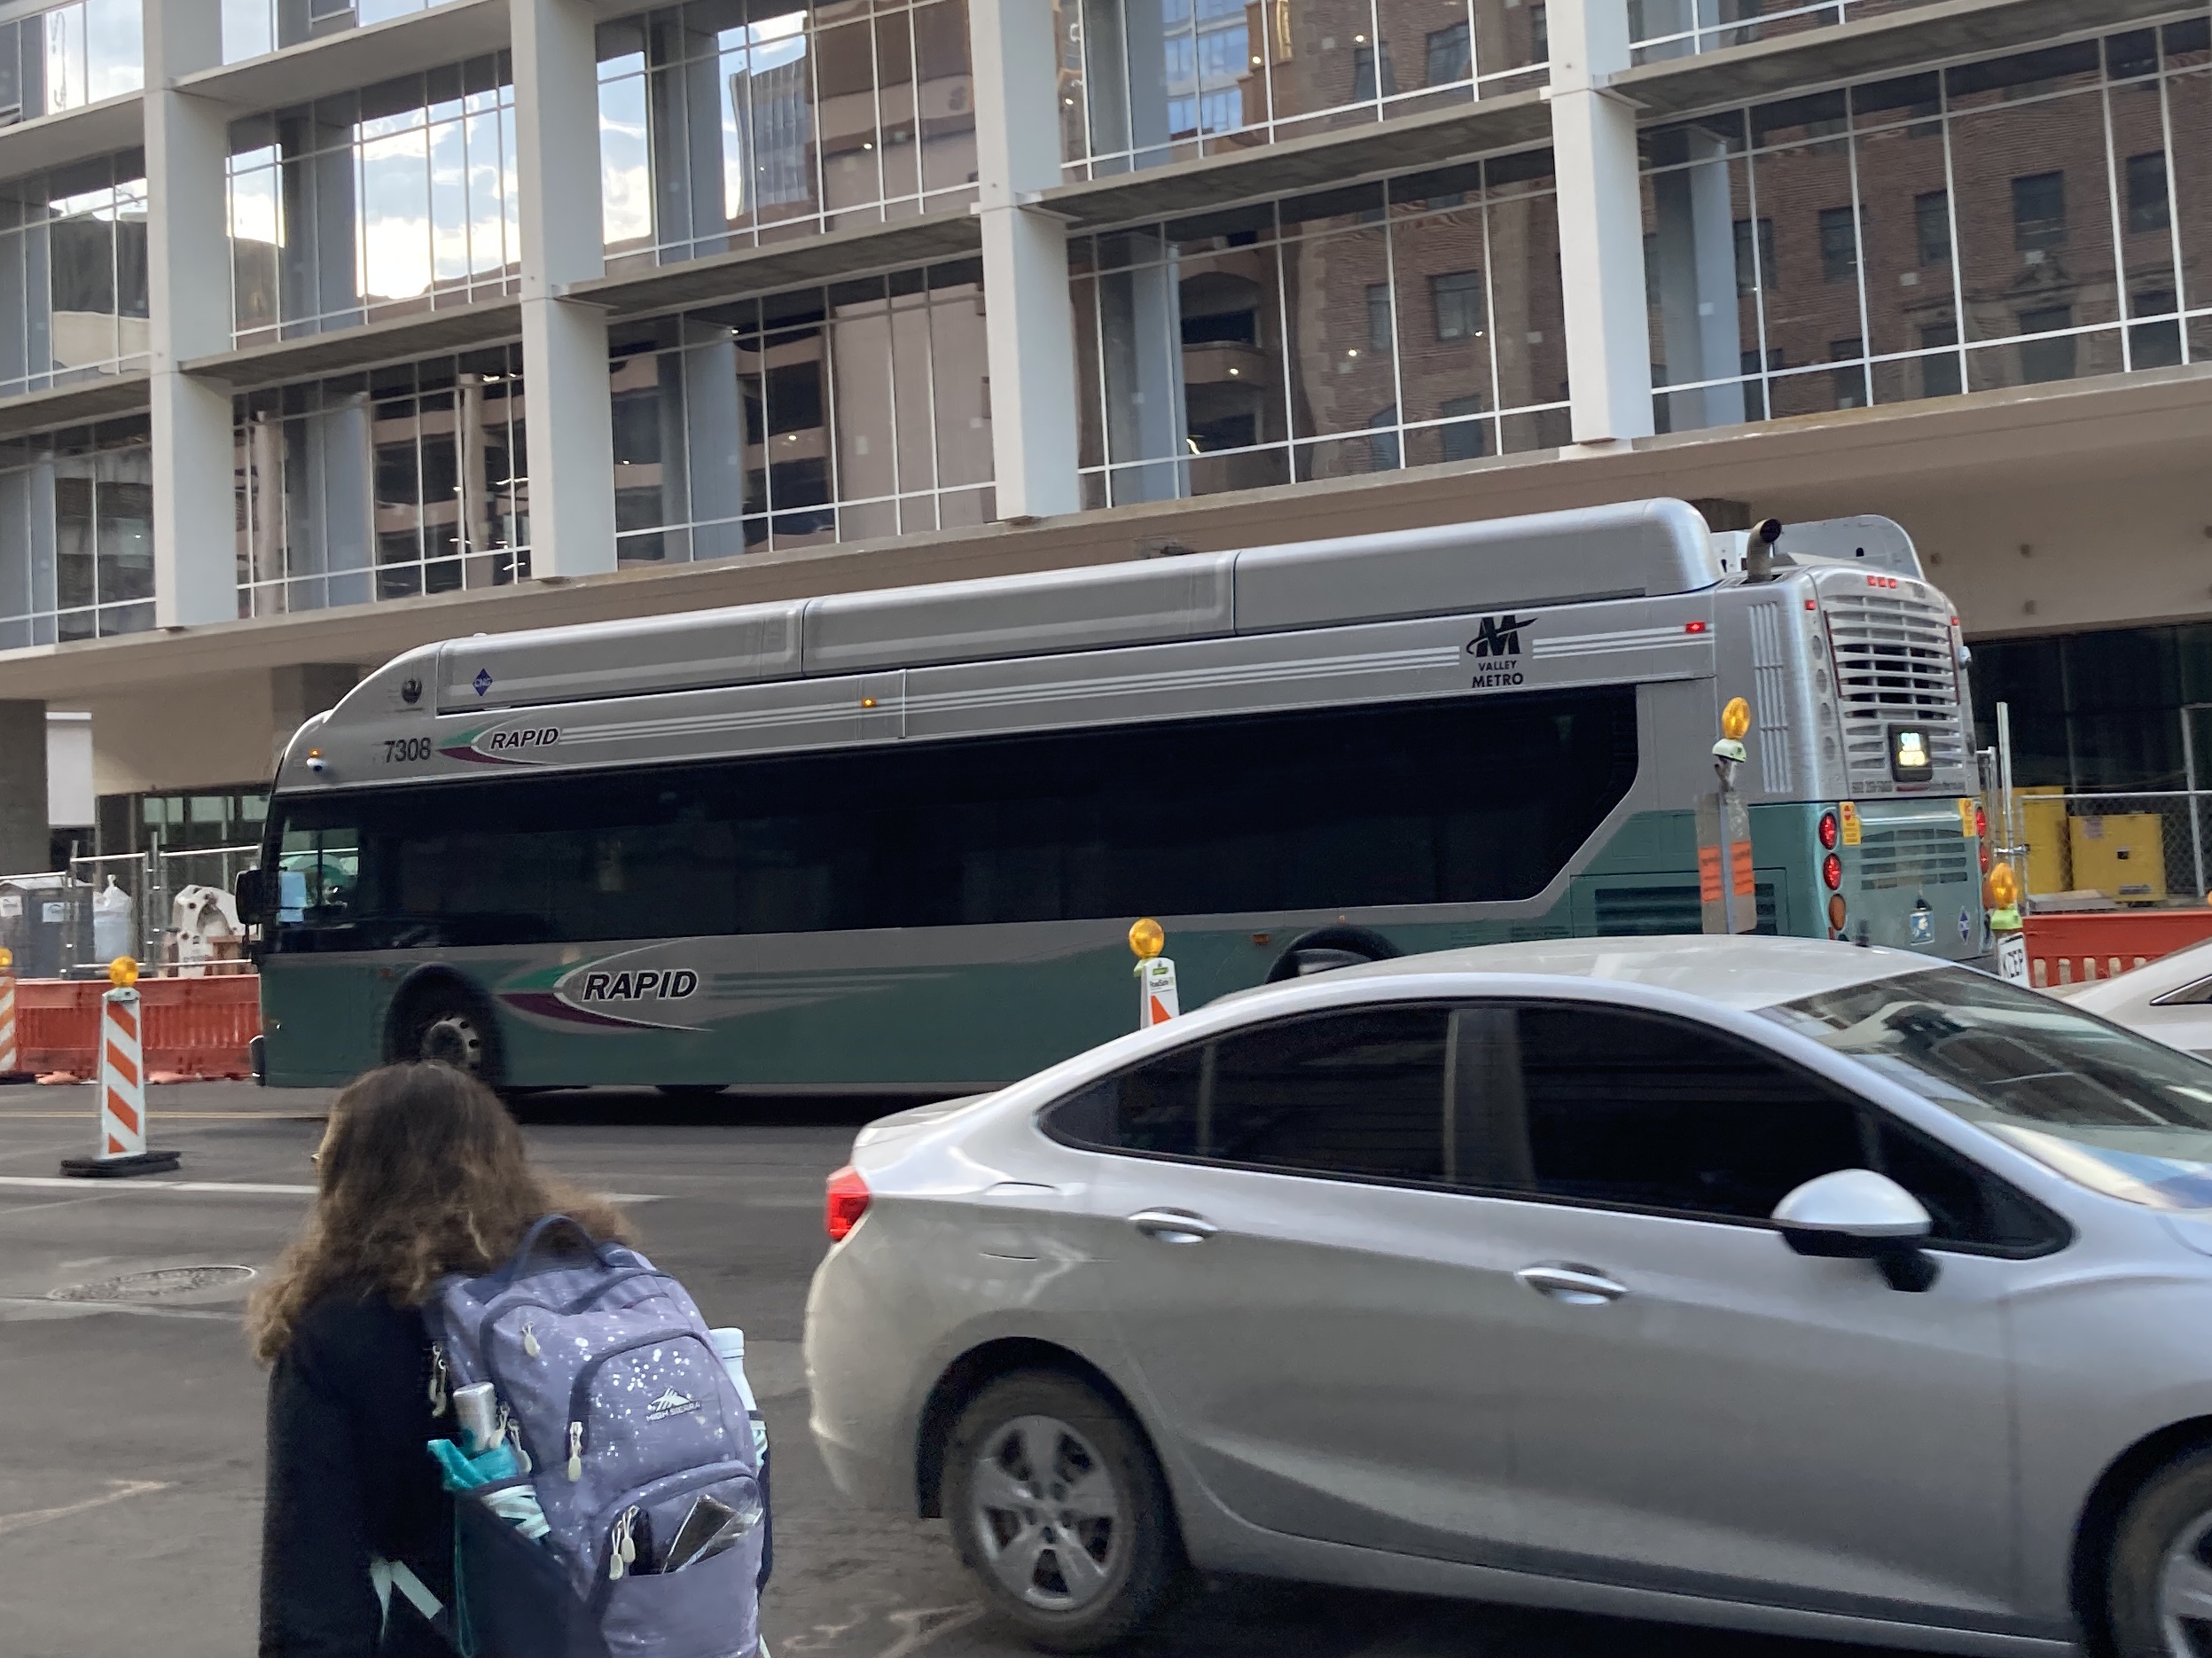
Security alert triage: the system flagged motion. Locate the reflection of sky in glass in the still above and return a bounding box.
[83,0,137,102]
[226,66,516,335]
[602,9,831,251]
[222,0,451,65]
[598,58,650,251]
[229,148,282,246]
[360,127,431,301]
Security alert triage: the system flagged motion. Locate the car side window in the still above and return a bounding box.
[1485,1002,2063,1249]
[1043,1005,1451,1185]
[1866,1115,2067,1254]
[1512,1005,1864,1222]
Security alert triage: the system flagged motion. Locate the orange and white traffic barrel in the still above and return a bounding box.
[0,945,26,1083]
[59,958,179,1178]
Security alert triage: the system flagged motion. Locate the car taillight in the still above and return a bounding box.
[1817,810,1839,851]
[1822,852,1843,891]
[825,1165,871,1242]
[1974,805,1987,840]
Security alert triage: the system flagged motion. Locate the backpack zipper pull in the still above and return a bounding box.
[521,1318,540,1359]
[566,1421,583,1482]
[608,1507,638,1580]
[427,1344,449,1416]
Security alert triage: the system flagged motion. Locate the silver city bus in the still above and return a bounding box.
[240,497,1986,1091]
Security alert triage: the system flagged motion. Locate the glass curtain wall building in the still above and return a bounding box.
[1643,22,2212,432]
[227,57,520,344]
[606,258,991,563]
[598,0,977,270]
[11,0,2212,829]
[1058,0,1548,178]
[1073,153,1567,504]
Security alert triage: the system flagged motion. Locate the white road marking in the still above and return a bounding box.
[0,1175,662,1201]
[0,1480,168,1537]
[0,1296,243,1322]
[874,1606,986,1658]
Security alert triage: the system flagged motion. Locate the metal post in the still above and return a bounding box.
[2186,705,2208,904]
[1996,701,2020,872]
[1716,768,1738,935]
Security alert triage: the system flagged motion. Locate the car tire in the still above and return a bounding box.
[395,980,504,1086]
[943,1371,1181,1652]
[2106,1445,2212,1657]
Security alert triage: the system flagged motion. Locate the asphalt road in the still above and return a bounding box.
[0,1083,1922,1658]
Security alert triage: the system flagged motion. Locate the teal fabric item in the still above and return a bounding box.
[426,1436,554,1657]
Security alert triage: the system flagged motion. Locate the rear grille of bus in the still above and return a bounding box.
[1822,589,1964,793]
[1856,824,1975,891]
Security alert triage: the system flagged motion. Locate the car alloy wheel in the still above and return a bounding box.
[2160,1510,2212,1655]
[969,1412,1125,1612]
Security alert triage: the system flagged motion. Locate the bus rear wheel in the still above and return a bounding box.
[1262,925,1400,983]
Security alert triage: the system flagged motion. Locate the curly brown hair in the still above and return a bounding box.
[247,1063,634,1365]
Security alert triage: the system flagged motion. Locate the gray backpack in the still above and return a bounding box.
[424,1216,764,1658]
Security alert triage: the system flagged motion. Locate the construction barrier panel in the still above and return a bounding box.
[2025,910,2212,990]
[16,973,257,1079]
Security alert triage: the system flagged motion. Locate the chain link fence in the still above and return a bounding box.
[0,842,258,978]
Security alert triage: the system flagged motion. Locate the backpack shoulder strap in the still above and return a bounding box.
[371,1554,448,1636]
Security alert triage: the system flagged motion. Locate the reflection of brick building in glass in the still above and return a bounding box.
[1648,29,2212,432]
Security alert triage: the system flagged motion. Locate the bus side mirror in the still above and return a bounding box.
[233,867,264,919]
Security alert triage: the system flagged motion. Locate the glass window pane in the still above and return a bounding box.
[1517,1005,1863,1221]
[1202,1007,1450,1181]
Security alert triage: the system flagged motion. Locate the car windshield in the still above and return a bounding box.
[1762,967,2212,1210]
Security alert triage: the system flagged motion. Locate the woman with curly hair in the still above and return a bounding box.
[249,1063,630,1658]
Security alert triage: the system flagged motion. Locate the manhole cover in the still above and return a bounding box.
[49,1265,256,1303]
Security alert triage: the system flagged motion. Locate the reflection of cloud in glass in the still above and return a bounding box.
[599,66,652,248]
[85,0,140,101]
[361,129,433,301]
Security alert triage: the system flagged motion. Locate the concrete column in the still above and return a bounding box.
[145,0,238,628]
[515,0,618,578]
[971,0,1082,520]
[0,700,50,875]
[1548,0,1653,446]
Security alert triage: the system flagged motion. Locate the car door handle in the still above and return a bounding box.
[1129,1208,1219,1244]
[1514,1263,1627,1304]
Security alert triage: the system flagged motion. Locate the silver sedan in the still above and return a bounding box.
[805,935,2212,1655]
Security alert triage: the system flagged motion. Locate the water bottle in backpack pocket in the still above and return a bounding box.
[425,1215,766,1658]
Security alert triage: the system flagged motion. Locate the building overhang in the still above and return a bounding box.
[6,364,2208,705]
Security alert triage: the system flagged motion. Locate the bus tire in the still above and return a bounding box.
[1262,925,1400,983]
[391,975,505,1086]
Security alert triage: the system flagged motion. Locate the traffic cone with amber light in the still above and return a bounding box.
[1130,918,1180,1029]
[0,946,27,1083]
[1987,863,2028,987]
[59,957,180,1178]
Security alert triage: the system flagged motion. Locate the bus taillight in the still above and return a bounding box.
[1817,810,1840,851]
[1822,852,1843,891]
[1827,895,1847,932]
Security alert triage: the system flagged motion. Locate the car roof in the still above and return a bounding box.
[1320,934,1946,1013]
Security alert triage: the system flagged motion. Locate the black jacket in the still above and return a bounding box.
[259,1289,453,1658]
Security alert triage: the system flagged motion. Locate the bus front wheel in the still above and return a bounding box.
[395,980,504,1086]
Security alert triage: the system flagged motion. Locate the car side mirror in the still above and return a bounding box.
[1771,1169,1939,1293]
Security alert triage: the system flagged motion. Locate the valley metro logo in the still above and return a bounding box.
[1469,614,1534,658]
[646,1387,702,1422]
